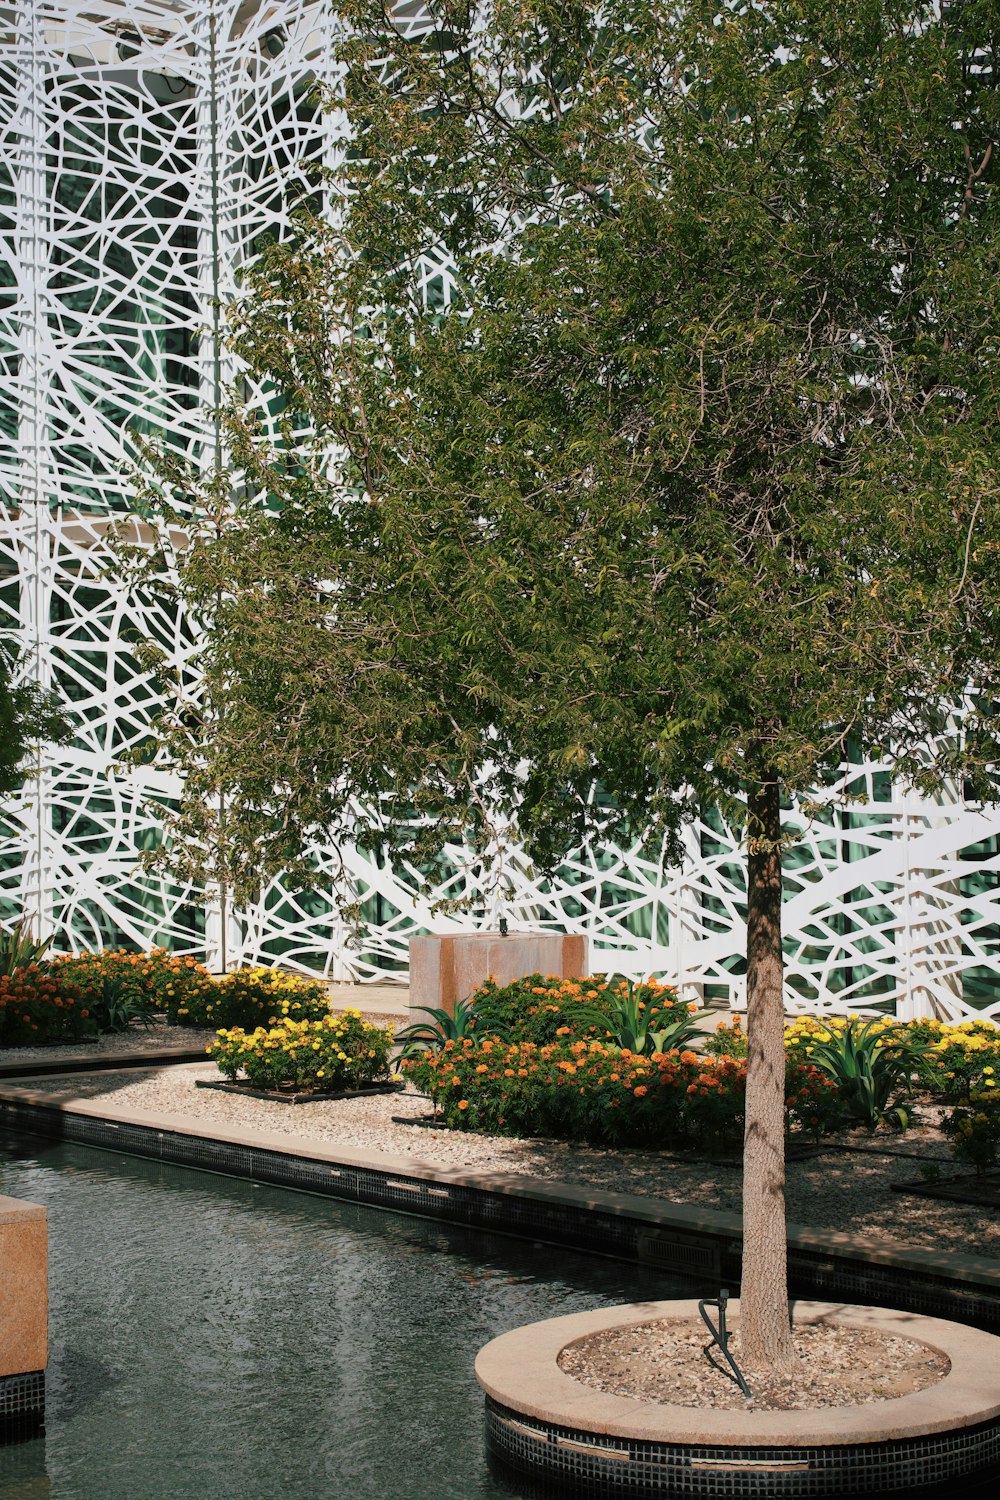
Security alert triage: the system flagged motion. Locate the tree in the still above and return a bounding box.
[0,648,68,803]
[141,1,999,1369]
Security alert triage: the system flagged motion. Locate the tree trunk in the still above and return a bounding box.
[740,774,797,1370]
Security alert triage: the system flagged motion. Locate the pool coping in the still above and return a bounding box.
[0,1046,211,1079]
[475,1299,1000,1445]
[0,1074,998,1329]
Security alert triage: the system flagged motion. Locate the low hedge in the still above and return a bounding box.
[402,1038,838,1148]
[0,965,86,1046]
[210,1010,393,1093]
[469,973,701,1047]
[164,964,332,1031]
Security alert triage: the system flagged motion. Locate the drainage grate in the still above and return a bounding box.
[637,1232,721,1276]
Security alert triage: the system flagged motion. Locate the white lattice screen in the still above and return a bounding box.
[0,0,998,1018]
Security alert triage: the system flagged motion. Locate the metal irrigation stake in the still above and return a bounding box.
[698,1289,753,1399]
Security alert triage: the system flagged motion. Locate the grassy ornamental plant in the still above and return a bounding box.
[210,1009,393,1094]
[783,1015,928,1129]
[395,996,487,1060]
[0,919,54,977]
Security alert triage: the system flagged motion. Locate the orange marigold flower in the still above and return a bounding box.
[634,1085,648,1098]
[458,1100,469,1111]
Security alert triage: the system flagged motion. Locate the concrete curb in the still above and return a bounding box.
[0,1081,998,1333]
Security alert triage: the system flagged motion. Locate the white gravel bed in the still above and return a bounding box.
[7,1060,997,1262]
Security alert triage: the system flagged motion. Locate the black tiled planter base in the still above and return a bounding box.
[0,1371,44,1444]
[485,1396,1000,1498]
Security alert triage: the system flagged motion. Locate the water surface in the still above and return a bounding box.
[0,1131,700,1500]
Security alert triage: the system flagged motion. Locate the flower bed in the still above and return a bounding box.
[209,1010,394,1095]
[402,1037,836,1148]
[0,965,86,1046]
[0,948,337,1045]
[401,976,1000,1159]
[165,964,332,1032]
[469,974,699,1047]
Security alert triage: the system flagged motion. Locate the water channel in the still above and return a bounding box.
[0,1130,699,1500]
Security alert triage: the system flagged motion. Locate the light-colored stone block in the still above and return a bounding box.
[0,1196,48,1377]
[409,932,588,1017]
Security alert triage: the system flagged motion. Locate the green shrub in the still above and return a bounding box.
[0,964,86,1045]
[402,1039,837,1149]
[168,965,331,1031]
[210,1010,393,1093]
[911,1018,1000,1101]
[703,1016,749,1059]
[468,972,699,1049]
[52,948,215,1026]
[942,1094,1000,1173]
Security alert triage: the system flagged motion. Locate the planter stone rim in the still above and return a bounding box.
[475,1297,1000,1447]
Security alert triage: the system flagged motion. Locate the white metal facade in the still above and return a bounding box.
[1,0,998,1017]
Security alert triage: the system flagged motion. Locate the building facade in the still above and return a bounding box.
[1,0,998,1018]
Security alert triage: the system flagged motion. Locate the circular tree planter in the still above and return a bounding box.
[476,1300,1000,1497]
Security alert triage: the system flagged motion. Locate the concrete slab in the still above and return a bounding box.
[409,932,587,1016]
[0,1196,47,1378]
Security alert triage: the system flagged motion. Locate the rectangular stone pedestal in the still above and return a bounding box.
[0,1196,47,1441]
[409,932,588,1017]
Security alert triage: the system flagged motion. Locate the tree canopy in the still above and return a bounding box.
[0,649,68,803]
[139,0,999,1366]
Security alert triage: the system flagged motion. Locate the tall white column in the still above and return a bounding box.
[12,0,56,939]
[898,777,965,1021]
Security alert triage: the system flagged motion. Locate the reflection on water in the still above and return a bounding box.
[0,1131,697,1500]
[4,1132,995,1500]
[0,1441,49,1500]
